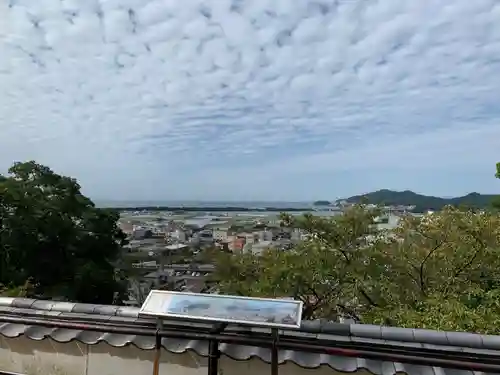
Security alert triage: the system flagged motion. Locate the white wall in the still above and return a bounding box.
[0,335,359,375]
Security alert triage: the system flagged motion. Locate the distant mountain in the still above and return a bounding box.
[343,189,497,212]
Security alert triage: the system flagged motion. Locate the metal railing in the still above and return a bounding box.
[1,315,500,374]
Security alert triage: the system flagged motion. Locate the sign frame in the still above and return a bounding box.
[139,290,303,329]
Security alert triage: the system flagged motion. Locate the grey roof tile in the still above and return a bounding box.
[165,338,202,354]
[319,321,351,335]
[57,312,111,322]
[413,329,449,346]
[299,320,321,332]
[301,320,351,335]
[381,326,415,342]
[317,333,351,344]
[134,317,157,326]
[350,323,382,339]
[107,316,145,325]
[11,307,39,316]
[93,305,119,316]
[0,323,27,338]
[71,303,98,314]
[382,340,424,349]
[460,347,497,356]
[0,297,499,375]
[0,297,14,307]
[445,332,483,348]
[421,343,457,351]
[23,325,55,340]
[50,302,77,312]
[283,330,318,340]
[32,310,62,318]
[0,306,15,314]
[52,328,89,343]
[480,334,500,350]
[397,364,436,375]
[116,306,140,318]
[31,300,57,311]
[380,361,398,375]
[11,298,36,309]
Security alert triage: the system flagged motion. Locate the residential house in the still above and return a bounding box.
[258,229,273,241]
[291,228,304,241]
[246,240,273,254]
[375,213,402,230]
[238,232,258,244]
[131,228,153,240]
[212,226,232,241]
[169,228,187,242]
[230,237,246,252]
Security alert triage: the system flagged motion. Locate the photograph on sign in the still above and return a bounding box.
[140,290,303,328]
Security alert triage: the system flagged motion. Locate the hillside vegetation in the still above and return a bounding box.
[344,189,495,212]
[212,164,500,333]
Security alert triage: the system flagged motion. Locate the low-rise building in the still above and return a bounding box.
[238,232,258,244]
[212,226,232,241]
[230,237,246,252]
[169,228,187,242]
[258,229,273,241]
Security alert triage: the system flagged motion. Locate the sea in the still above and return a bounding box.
[94,200,316,209]
[94,200,341,217]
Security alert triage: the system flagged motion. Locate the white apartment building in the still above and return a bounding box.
[248,241,273,254]
[213,227,231,241]
[291,228,303,241]
[239,232,258,244]
[170,229,187,242]
[258,230,273,241]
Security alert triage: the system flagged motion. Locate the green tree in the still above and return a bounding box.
[0,161,127,304]
[365,207,500,332]
[213,204,500,333]
[493,162,500,210]
[213,205,383,320]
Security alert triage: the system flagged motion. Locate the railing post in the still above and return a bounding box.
[208,338,219,375]
[271,328,279,375]
[153,319,163,375]
[208,322,228,375]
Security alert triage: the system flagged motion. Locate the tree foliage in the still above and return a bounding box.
[365,208,500,332]
[213,206,384,320]
[493,162,500,210]
[0,161,127,304]
[213,203,500,333]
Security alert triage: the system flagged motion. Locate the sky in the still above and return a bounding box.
[1,0,499,202]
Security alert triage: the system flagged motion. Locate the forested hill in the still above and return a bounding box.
[343,189,496,212]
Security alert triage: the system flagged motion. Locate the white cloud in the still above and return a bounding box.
[0,0,499,200]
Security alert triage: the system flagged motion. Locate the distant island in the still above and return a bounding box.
[343,189,496,212]
[313,200,331,206]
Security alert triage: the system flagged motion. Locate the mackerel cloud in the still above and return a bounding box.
[1,0,499,199]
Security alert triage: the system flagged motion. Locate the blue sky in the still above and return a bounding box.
[0,0,499,202]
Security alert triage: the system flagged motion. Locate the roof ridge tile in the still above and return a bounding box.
[2,297,500,352]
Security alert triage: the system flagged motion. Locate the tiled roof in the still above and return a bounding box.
[0,297,499,375]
